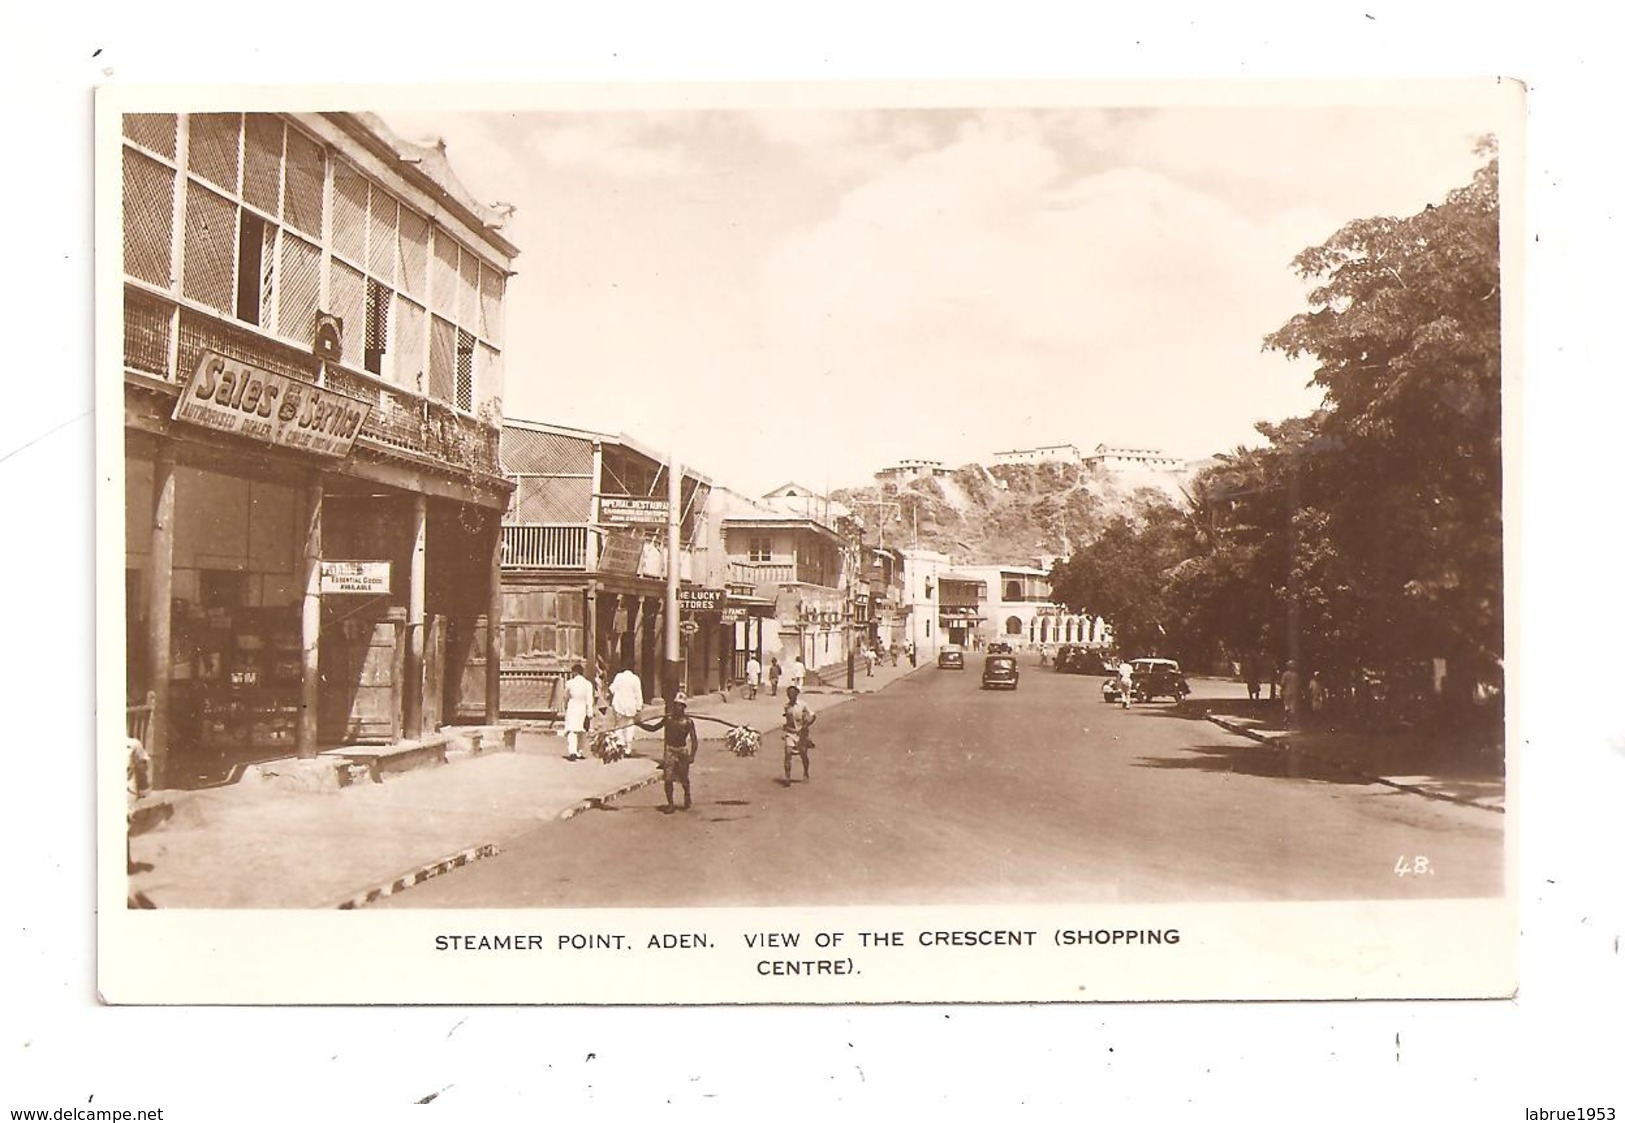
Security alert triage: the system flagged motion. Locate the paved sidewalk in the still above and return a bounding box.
[128,661,926,909]
[1199,705,1505,813]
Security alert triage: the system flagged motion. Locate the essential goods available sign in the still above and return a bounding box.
[173,352,373,458]
[320,561,392,595]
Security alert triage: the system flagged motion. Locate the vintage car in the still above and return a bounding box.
[1056,645,1108,675]
[937,644,966,670]
[986,641,1014,655]
[981,653,1020,690]
[1102,658,1191,703]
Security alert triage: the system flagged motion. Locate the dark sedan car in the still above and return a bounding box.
[981,653,1020,690]
[1102,658,1191,704]
[937,644,966,669]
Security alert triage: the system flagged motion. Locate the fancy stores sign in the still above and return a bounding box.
[172,352,373,458]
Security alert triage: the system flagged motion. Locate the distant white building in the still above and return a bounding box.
[991,444,1084,467]
[1082,444,1182,472]
[875,458,952,484]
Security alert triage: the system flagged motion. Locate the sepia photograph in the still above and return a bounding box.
[99,81,1519,1004]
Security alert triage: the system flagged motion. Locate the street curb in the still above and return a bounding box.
[334,842,500,910]
[558,772,663,821]
[1204,715,1505,814]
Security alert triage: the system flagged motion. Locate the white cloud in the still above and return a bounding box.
[526,118,698,178]
[758,115,1327,469]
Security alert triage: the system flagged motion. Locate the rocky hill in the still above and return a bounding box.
[834,461,1189,565]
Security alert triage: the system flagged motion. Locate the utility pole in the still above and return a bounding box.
[663,450,682,702]
[845,531,857,690]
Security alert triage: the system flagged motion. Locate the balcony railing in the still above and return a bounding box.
[727,560,796,586]
[503,524,588,569]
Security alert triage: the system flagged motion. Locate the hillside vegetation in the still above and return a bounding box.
[833,462,1186,564]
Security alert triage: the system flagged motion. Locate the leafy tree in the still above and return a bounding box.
[1262,144,1502,687]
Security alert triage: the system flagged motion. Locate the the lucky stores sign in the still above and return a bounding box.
[173,352,373,458]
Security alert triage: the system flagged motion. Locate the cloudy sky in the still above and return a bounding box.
[381,93,1502,494]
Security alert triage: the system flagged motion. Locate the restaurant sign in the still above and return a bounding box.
[600,496,670,527]
[173,352,373,459]
[320,560,391,595]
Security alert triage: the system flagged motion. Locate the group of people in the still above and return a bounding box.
[1243,656,1326,726]
[741,654,808,700]
[557,655,822,814]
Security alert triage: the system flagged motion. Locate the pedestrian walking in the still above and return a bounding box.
[767,656,782,697]
[634,692,700,812]
[608,662,644,752]
[1117,659,1135,709]
[561,662,594,761]
[789,655,807,694]
[906,641,917,668]
[745,654,762,700]
[1246,654,1262,702]
[1280,661,1301,726]
[1308,670,1326,721]
[782,685,816,784]
[863,645,876,678]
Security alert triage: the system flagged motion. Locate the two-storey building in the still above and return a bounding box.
[497,419,721,709]
[719,489,853,673]
[120,110,516,788]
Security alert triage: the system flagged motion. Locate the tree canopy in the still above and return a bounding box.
[1049,145,1502,705]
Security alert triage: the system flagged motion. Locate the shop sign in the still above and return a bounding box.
[600,496,671,527]
[597,530,645,574]
[719,606,746,624]
[173,352,373,459]
[320,560,391,595]
[678,587,726,613]
[679,619,700,637]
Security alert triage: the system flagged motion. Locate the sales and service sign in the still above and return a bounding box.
[320,561,392,595]
[600,496,671,527]
[172,352,373,458]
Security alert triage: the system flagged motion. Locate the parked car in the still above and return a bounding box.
[937,644,966,670]
[1056,645,1108,675]
[981,653,1020,690]
[1102,658,1191,703]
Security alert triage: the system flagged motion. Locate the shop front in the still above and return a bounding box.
[126,391,507,788]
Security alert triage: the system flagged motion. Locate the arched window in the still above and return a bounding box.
[1005,615,1022,635]
[1040,619,1050,643]
[1004,580,1022,602]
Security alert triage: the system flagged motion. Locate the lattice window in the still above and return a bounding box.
[331,160,368,265]
[397,207,429,301]
[479,263,504,343]
[242,114,283,216]
[394,297,426,392]
[513,476,592,523]
[187,113,240,193]
[282,127,325,238]
[328,260,366,369]
[123,113,176,158]
[458,252,478,329]
[181,182,236,314]
[124,289,172,378]
[431,231,459,318]
[367,188,397,285]
[500,428,592,474]
[477,342,502,410]
[428,315,456,403]
[365,279,391,376]
[122,147,174,287]
[277,233,321,348]
[455,328,475,412]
